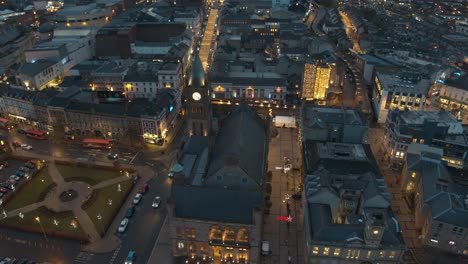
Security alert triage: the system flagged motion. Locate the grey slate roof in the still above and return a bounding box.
[183,136,209,156]
[17,60,56,76]
[307,204,402,245]
[207,103,267,185]
[172,185,262,224]
[189,55,206,88]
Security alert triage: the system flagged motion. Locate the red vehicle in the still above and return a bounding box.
[82,138,111,149]
[25,129,48,140]
[0,118,13,131]
[140,183,149,194]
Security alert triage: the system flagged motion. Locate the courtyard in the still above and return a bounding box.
[0,158,134,242]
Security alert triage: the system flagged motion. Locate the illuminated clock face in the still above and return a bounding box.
[192,92,202,101]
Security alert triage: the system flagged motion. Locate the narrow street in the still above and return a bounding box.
[262,127,304,264]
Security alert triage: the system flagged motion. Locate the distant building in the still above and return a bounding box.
[15,59,63,90]
[371,67,430,123]
[301,106,368,144]
[401,144,468,256]
[53,4,112,28]
[123,61,183,99]
[168,103,267,264]
[303,142,406,264]
[433,72,468,124]
[0,25,35,70]
[383,110,466,168]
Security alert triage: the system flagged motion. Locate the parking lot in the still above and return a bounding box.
[0,159,37,203]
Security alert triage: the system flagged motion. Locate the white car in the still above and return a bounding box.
[152,196,161,208]
[118,218,129,233]
[21,144,32,150]
[133,193,142,205]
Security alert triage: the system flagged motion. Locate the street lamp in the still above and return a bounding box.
[35,217,49,243]
[97,213,104,235]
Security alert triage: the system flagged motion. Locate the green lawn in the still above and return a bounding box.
[83,179,133,236]
[3,169,55,211]
[0,207,87,241]
[56,164,123,186]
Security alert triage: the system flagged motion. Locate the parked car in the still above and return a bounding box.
[0,161,9,167]
[152,196,161,208]
[140,183,149,194]
[133,193,142,205]
[10,175,20,181]
[17,129,26,134]
[8,179,17,185]
[12,142,21,148]
[126,206,135,218]
[15,171,25,177]
[25,162,35,169]
[21,144,32,150]
[118,218,129,233]
[0,165,4,171]
[19,166,30,172]
[125,251,136,264]
[262,241,271,256]
[0,187,8,193]
[107,153,118,160]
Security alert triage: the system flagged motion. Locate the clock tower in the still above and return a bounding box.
[186,55,211,136]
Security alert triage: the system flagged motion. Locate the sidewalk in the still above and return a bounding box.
[368,127,420,263]
[146,217,173,264]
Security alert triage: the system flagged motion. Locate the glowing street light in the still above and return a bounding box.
[35,217,49,242]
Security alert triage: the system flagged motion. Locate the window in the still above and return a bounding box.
[176,226,183,238]
[379,251,386,258]
[367,250,372,259]
[312,247,319,254]
[420,139,425,144]
[323,247,329,256]
[412,138,417,143]
[333,248,341,256]
[412,172,417,178]
[185,228,196,239]
[389,251,396,259]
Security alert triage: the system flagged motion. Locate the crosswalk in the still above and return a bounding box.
[109,244,122,264]
[73,252,94,264]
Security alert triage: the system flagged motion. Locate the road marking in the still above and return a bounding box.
[109,244,122,264]
[129,152,140,165]
[74,252,94,264]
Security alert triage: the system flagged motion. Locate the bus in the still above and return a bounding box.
[25,129,48,140]
[0,118,13,131]
[82,138,111,149]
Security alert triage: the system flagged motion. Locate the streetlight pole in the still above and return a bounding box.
[97,213,104,236]
[35,217,48,243]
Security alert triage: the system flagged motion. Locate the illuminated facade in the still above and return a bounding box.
[371,69,429,123]
[383,110,465,168]
[301,61,337,104]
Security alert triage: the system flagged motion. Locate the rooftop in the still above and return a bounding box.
[171,185,262,225]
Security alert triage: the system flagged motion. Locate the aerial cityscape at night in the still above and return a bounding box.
[0,0,467,263]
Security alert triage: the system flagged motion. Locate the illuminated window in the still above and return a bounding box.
[373,230,379,235]
[312,247,319,254]
[323,247,329,256]
[379,251,386,258]
[367,250,372,259]
[420,139,425,144]
[333,248,341,256]
[176,226,183,238]
[412,138,417,143]
[178,241,184,249]
[389,251,396,259]
[411,172,417,178]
